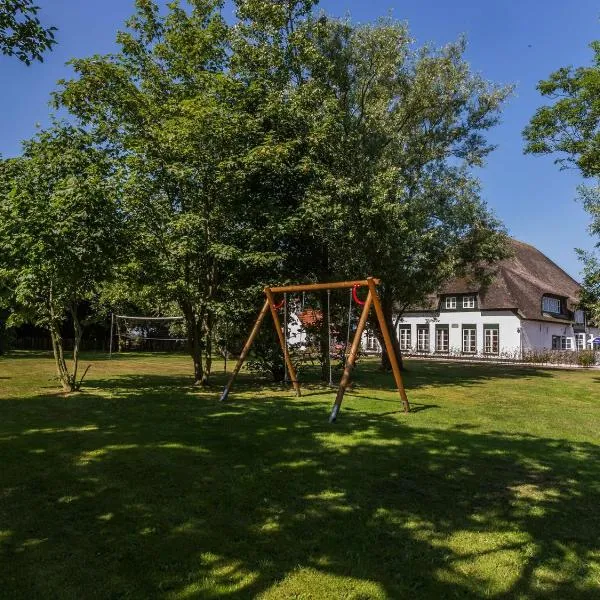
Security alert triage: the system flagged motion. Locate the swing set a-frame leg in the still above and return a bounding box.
[329,277,410,422]
[265,288,301,397]
[329,289,374,422]
[219,299,270,402]
[367,277,410,413]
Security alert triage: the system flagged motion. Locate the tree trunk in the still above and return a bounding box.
[117,319,124,352]
[70,304,83,390]
[182,302,204,385]
[48,285,76,392]
[49,322,73,392]
[375,291,405,372]
[319,290,331,383]
[201,312,213,386]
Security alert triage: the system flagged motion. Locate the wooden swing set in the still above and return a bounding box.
[220,277,410,422]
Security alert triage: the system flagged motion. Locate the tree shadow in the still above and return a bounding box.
[1,375,599,598]
[287,358,558,395]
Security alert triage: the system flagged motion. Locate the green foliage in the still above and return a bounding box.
[524,40,600,320]
[577,348,597,367]
[55,0,288,384]
[0,0,56,64]
[44,0,511,382]
[524,41,600,177]
[246,326,286,382]
[0,125,122,389]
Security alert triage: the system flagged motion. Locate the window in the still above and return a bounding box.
[417,325,430,352]
[365,332,380,352]
[462,325,476,353]
[484,325,499,354]
[574,310,585,324]
[445,296,457,309]
[462,296,476,309]
[398,325,411,351]
[542,297,561,314]
[552,335,572,350]
[435,326,449,352]
[575,333,585,350]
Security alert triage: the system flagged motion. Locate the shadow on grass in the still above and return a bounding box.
[4,350,187,362]
[244,358,558,395]
[1,374,599,598]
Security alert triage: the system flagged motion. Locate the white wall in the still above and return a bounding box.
[388,310,522,356]
[521,321,577,351]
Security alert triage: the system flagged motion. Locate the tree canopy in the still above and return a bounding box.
[0,125,122,390]
[524,40,600,321]
[0,0,56,64]
[2,0,512,387]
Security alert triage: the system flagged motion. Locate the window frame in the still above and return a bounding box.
[542,296,562,314]
[462,325,477,354]
[365,331,380,352]
[462,295,476,309]
[483,325,499,355]
[416,325,430,352]
[445,296,457,310]
[398,325,411,351]
[435,325,449,352]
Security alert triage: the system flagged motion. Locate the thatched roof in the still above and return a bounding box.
[408,239,582,323]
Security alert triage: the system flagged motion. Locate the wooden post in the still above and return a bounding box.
[219,299,270,402]
[329,289,373,422]
[264,287,301,397]
[367,277,410,413]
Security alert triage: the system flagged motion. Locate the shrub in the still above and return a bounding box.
[577,349,597,367]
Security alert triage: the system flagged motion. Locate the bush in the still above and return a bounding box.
[245,327,286,382]
[577,349,597,367]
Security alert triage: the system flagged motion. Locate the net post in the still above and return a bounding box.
[109,312,114,359]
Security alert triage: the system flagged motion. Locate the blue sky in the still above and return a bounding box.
[1,0,598,279]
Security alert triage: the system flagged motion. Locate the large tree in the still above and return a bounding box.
[303,21,511,368]
[524,40,600,321]
[51,0,511,384]
[0,125,122,391]
[0,0,56,64]
[55,0,286,385]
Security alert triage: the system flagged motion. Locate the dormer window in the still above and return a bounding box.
[542,296,561,314]
[445,296,456,309]
[462,296,475,309]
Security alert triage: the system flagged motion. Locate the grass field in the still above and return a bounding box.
[0,352,599,599]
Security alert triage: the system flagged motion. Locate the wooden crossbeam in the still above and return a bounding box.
[219,276,409,420]
[268,279,379,293]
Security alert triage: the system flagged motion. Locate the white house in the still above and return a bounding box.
[364,239,599,358]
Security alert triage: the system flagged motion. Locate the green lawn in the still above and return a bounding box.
[0,352,599,599]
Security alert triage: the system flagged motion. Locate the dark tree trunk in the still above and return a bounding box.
[182,301,204,385]
[201,312,213,386]
[70,304,84,389]
[375,291,405,372]
[319,290,331,383]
